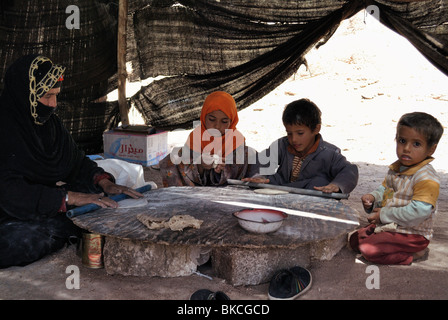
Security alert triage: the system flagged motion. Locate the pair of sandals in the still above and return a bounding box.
[190,266,312,300]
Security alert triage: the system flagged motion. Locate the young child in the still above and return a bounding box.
[349,112,444,265]
[160,91,259,186]
[244,98,358,194]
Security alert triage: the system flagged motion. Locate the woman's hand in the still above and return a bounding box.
[198,153,224,173]
[214,163,225,174]
[97,179,144,199]
[66,191,118,209]
[66,179,144,209]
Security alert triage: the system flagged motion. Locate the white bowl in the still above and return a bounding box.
[233,208,287,234]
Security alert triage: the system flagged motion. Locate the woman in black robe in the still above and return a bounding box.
[0,54,142,268]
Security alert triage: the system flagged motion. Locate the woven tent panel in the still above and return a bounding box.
[130,0,361,128]
[376,0,448,76]
[179,0,346,22]
[132,0,348,79]
[378,0,448,46]
[1,0,447,152]
[377,0,447,25]
[0,0,118,153]
[129,0,448,129]
[0,0,117,102]
[57,100,121,154]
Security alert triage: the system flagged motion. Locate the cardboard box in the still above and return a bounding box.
[103,126,168,166]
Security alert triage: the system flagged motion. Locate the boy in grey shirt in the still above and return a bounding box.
[245,99,358,194]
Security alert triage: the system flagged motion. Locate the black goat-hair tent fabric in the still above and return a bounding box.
[1,0,447,153]
[0,0,119,153]
[129,0,448,129]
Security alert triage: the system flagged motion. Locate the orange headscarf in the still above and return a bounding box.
[187,91,245,158]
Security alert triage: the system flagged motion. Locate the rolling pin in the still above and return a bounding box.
[226,179,349,200]
[66,184,153,218]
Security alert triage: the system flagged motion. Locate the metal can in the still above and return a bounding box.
[81,232,104,268]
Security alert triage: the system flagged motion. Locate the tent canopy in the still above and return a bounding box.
[1,0,447,153]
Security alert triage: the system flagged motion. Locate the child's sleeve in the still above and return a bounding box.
[379,200,433,227]
[412,180,439,208]
[329,153,358,193]
[379,178,439,227]
[371,183,386,205]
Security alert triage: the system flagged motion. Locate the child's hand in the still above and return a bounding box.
[361,194,375,210]
[314,183,340,193]
[367,208,382,225]
[242,177,270,184]
[200,153,221,171]
[214,163,225,174]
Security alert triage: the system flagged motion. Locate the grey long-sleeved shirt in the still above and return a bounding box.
[256,136,358,194]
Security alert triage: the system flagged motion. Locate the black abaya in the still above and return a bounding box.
[0,55,109,268]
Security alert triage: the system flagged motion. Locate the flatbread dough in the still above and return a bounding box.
[167,215,203,231]
[118,198,148,208]
[137,215,167,230]
[137,214,203,231]
[254,188,289,195]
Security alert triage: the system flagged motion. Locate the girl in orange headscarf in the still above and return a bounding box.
[160,91,259,186]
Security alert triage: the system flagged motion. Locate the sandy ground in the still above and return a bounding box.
[1,12,447,301]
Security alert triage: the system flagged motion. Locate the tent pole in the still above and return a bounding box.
[118,0,129,127]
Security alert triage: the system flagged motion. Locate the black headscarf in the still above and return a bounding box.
[0,54,85,184]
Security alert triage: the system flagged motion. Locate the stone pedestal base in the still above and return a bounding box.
[310,232,347,261]
[210,232,347,285]
[102,231,348,285]
[103,237,203,277]
[211,245,311,286]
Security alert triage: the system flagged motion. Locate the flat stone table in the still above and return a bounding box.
[71,186,360,285]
